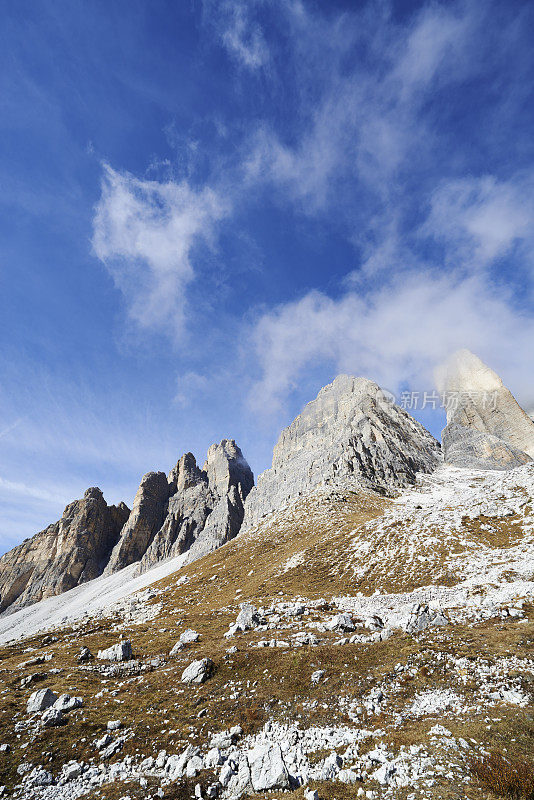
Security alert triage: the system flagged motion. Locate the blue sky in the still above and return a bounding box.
[1,0,534,553]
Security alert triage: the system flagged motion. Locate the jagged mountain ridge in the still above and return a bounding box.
[1,354,532,618]
[0,357,534,800]
[0,439,253,616]
[0,488,130,614]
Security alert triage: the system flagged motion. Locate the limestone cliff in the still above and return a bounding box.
[243,374,441,529]
[0,488,129,614]
[436,350,534,470]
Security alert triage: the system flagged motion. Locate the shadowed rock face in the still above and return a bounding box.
[138,440,254,573]
[104,441,254,575]
[104,471,171,574]
[243,374,441,529]
[0,441,253,615]
[437,350,534,470]
[0,488,129,615]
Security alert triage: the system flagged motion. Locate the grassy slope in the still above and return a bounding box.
[0,489,533,800]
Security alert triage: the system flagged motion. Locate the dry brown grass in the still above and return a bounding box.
[0,489,533,799]
[470,752,534,799]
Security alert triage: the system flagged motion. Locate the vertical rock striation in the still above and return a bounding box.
[0,489,129,614]
[138,440,254,572]
[0,441,253,615]
[243,374,441,530]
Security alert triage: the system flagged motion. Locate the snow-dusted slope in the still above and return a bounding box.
[0,551,189,645]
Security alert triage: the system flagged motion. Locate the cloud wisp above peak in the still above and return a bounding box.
[92,164,229,337]
[247,270,534,418]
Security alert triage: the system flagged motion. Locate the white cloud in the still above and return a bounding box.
[92,164,228,335]
[221,1,269,70]
[423,174,534,267]
[243,0,479,210]
[203,0,269,70]
[248,271,534,415]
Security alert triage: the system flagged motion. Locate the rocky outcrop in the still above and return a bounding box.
[0,440,253,615]
[0,488,129,615]
[104,471,170,574]
[436,350,534,470]
[138,440,254,572]
[243,374,441,529]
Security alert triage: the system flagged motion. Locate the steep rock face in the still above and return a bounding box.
[0,439,253,614]
[138,440,254,572]
[0,489,129,615]
[436,350,534,470]
[243,374,441,529]
[104,471,171,574]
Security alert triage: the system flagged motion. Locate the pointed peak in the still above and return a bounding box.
[435,349,503,394]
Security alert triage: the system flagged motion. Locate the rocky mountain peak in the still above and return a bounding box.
[0,488,129,614]
[243,374,441,529]
[168,453,204,494]
[0,438,253,615]
[437,349,534,469]
[203,439,255,498]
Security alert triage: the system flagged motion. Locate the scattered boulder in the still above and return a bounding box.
[40,707,63,727]
[325,613,354,632]
[181,658,214,684]
[62,761,83,781]
[26,688,57,714]
[247,743,290,791]
[170,628,200,654]
[21,672,47,688]
[53,694,83,713]
[97,640,132,662]
[235,604,265,631]
[107,720,122,731]
[77,647,94,663]
[26,767,55,787]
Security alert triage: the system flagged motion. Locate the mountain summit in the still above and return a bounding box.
[0,440,253,616]
[437,349,534,470]
[243,375,441,529]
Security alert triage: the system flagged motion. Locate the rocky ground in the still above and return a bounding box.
[0,464,533,800]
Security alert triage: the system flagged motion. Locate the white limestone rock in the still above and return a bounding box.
[181,658,214,684]
[436,349,534,470]
[247,743,290,791]
[243,375,441,529]
[97,640,132,662]
[26,688,57,714]
[53,694,83,713]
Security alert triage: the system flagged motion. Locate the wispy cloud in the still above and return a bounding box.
[247,271,534,416]
[217,0,270,70]
[423,173,534,270]
[92,164,229,335]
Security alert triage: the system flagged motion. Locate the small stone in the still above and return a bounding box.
[107,720,122,731]
[311,670,325,684]
[304,789,319,800]
[77,647,94,663]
